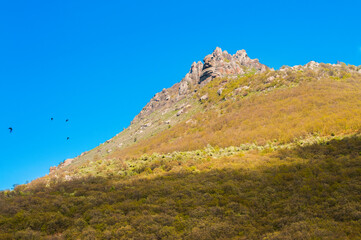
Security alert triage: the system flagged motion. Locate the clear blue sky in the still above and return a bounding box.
[0,0,360,190]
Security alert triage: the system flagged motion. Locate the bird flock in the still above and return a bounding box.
[8,118,70,140]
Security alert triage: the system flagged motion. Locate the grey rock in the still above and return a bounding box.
[176,109,183,116]
[200,94,209,101]
[306,61,320,70]
[234,86,250,95]
[199,47,268,84]
[178,80,189,96]
[266,76,275,83]
[141,123,151,129]
[179,61,204,96]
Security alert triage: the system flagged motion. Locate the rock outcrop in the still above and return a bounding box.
[199,47,268,84]
[49,166,57,174]
[132,47,268,123]
[179,61,203,95]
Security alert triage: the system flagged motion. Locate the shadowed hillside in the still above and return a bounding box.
[1,136,361,239]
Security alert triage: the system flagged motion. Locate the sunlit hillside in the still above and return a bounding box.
[111,63,361,158]
[1,50,361,239]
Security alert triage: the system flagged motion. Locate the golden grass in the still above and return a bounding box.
[111,76,361,158]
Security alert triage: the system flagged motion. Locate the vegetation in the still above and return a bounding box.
[1,64,361,239]
[111,71,361,158]
[1,136,361,239]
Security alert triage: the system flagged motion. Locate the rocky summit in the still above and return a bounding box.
[133,47,268,123]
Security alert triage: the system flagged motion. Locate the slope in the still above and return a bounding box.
[1,48,361,239]
[1,136,361,239]
[45,47,269,177]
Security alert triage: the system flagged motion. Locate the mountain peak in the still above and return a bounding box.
[132,48,269,123]
[200,47,268,84]
[212,46,223,56]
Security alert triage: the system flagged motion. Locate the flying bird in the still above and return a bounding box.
[65,119,69,122]
[51,118,53,121]
[8,127,12,133]
[67,137,70,140]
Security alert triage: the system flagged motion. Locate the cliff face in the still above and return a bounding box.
[132,47,268,123]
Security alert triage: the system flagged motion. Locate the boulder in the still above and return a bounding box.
[141,123,151,129]
[176,109,183,116]
[234,86,250,95]
[200,94,209,101]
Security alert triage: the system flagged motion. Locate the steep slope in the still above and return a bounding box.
[1,48,361,239]
[48,47,269,174]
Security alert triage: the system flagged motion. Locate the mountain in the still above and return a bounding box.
[1,48,361,239]
[47,47,269,176]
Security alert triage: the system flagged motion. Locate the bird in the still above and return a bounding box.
[8,127,12,133]
[67,137,70,140]
[51,117,53,121]
[65,119,69,122]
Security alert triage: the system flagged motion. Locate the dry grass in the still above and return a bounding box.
[111,76,361,158]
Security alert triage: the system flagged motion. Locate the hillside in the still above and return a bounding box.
[1,48,361,239]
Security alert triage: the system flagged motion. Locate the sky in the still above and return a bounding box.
[0,0,360,190]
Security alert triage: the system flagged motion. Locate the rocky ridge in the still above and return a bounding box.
[132,47,269,123]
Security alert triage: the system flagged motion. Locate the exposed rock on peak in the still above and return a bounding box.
[199,47,268,84]
[179,61,203,95]
[132,47,268,123]
[305,61,320,70]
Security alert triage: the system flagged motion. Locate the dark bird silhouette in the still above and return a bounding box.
[65,119,69,122]
[67,137,70,140]
[51,117,53,121]
[8,127,12,133]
